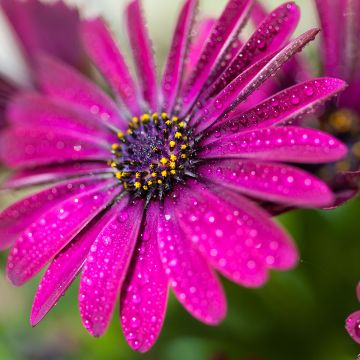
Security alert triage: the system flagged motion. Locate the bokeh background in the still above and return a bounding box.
[0,1,360,359]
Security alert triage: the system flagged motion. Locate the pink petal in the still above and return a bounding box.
[2,162,110,189]
[161,0,198,113]
[79,198,144,337]
[0,126,110,168]
[158,198,227,324]
[35,54,127,129]
[199,126,347,164]
[8,93,115,141]
[180,0,252,115]
[198,159,334,207]
[191,29,320,133]
[204,78,347,143]
[346,310,360,344]
[120,201,168,352]
[7,179,119,286]
[81,17,142,115]
[0,177,105,250]
[203,2,300,101]
[173,181,298,287]
[125,0,158,111]
[0,0,83,68]
[30,204,120,326]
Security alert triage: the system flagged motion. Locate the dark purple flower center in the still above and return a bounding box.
[110,112,196,199]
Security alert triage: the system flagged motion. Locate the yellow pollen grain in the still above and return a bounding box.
[150,164,155,169]
[140,114,150,122]
[127,129,133,135]
[181,154,187,159]
[160,157,168,165]
[172,116,179,122]
[169,161,176,169]
[183,136,188,141]
[122,172,130,177]
[175,132,182,139]
[143,185,149,190]
[161,170,168,177]
[147,180,153,186]
[110,162,117,168]
[169,140,176,148]
[135,172,141,178]
[165,120,172,126]
[115,171,122,179]
[157,179,163,184]
[111,143,120,150]
[152,113,158,119]
[170,170,176,175]
[178,121,185,128]
[161,112,168,119]
[117,131,124,138]
[170,154,177,161]
[134,181,141,189]
[132,116,139,123]
[151,172,157,178]
[123,182,128,189]
[180,144,187,150]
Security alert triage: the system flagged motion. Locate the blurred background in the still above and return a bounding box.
[0,1,360,359]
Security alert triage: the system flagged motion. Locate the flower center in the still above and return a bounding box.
[110,112,196,199]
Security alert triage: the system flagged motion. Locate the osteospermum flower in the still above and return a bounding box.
[0,0,348,352]
[346,283,360,346]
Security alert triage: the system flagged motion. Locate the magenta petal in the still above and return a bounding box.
[126,0,158,111]
[161,0,198,113]
[8,93,115,141]
[180,0,252,115]
[0,126,110,168]
[158,198,226,325]
[35,55,127,129]
[199,126,347,164]
[120,201,168,352]
[191,28,320,133]
[203,2,300,100]
[81,17,141,115]
[198,159,334,207]
[30,205,120,326]
[173,181,298,287]
[3,163,110,189]
[0,0,83,68]
[346,310,360,344]
[79,198,144,337]
[205,78,347,141]
[0,177,104,250]
[7,179,119,286]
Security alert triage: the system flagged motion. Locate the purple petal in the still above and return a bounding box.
[7,179,119,286]
[79,198,144,337]
[161,0,198,113]
[191,28,320,133]
[30,204,120,326]
[0,0,84,68]
[2,162,110,189]
[0,126,110,168]
[81,17,142,115]
[204,78,347,141]
[0,177,105,250]
[199,126,347,164]
[180,0,252,115]
[202,2,300,101]
[125,0,158,111]
[159,198,227,324]
[346,310,360,344]
[173,180,298,287]
[35,55,127,129]
[8,93,116,141]
[120,201,168,352]
[198,159,334,207]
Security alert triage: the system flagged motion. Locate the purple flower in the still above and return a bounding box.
[346,283,360,345]
[0,0,348,352]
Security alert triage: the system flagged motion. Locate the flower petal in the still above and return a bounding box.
[0,177,106,250]
[199,126,347,164]
[125,0,158,111]
[161,0,198,113]
[35,54,127,129]
[174,181,298,286]
[198,159,334,207]
[2,162,110,189]
[7,179,118,286]
[30,204,119,326]
[0,126,110,168]
[0,0,83,68]
[158,198,226,324]
[120,201,168,352]
[81,17,142,115]
[203,2,300,101]
[180,0,252,115]
[191,29,320,133]
[204,78,347,142]
[346,310,360,344]
[79,197,144,337]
